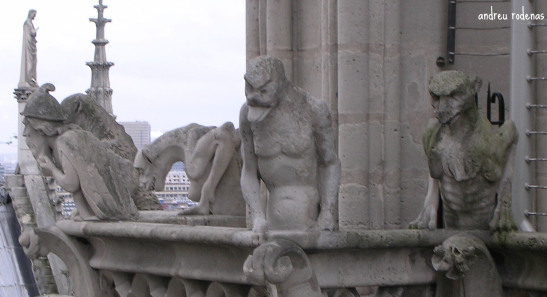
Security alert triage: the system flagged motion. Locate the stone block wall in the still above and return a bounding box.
[246,0,515,230]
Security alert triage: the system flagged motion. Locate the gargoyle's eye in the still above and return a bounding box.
[430,92,440,100]
[260,89,268,94]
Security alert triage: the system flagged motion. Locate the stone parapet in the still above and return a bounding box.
[20,216,547,296]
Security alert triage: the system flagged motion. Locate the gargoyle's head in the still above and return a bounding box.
[134,150,165,191]
[429,71,481,125]
[244,56,288,123]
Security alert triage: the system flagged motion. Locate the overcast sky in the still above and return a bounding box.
[0,0,246,155]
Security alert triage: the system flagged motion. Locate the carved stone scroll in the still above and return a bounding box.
[243,239,321,297]
[18,226,100,297]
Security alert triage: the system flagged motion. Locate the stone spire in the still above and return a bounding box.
[86,0,114,115]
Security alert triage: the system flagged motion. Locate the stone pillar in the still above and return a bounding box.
[246,0,447,230]
[292,0,321,94]
[337,0,403,230]
[265,0,293,80]
[337,0,370,230]
[246,0,262,63]
[380,1,402,228]
[13,88,40,176]
[320,0,338,149]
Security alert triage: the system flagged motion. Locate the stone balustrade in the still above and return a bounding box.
[19,211,547,297]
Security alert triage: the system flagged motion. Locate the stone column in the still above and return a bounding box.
[246,0,262,64]
[292,0,321,94]
[380,1,402,228]
[337,0,371,230]
[13,89,40,176]
[265,0,294,80]
[338,0,403,230]
[321,0,338,149]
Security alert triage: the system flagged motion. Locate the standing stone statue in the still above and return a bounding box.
[22,84,139,221]
[410,71,517,231]
[409,71,517,297]
[240,56,341,232]
[19,9,39,89]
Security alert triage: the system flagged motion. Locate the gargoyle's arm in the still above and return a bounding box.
[490,121,518,232]
[239,105,266,230]
[410,175,440,230]
[38,152,80,193]
[314,101,341,231]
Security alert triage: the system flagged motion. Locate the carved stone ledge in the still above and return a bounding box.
[19,226,100,297]
[49,220,547,293]
[137,211,246,227]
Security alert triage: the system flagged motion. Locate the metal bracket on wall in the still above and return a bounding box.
[447,0,457,64]
[525,210,547,217]
[474,82,506,126]
[445,0,511,65]
[486,83,505,126]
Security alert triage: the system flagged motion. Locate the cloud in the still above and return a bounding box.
[1,1,246,156]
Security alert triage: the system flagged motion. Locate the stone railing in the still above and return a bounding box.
[17,211,547,297]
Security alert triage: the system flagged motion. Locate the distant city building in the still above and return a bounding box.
[0,163,5,185]
[0,154,17,176]
[56,185,75,219]
[155,170,195,211]
[120,121,151,150]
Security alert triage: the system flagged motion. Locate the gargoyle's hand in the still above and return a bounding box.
[179,202,210,216]
[316,210,335,231]
[489,200,517,232]
[37,155,55,172]
[409,204,437,230]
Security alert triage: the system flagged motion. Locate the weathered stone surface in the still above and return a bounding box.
[247,0,514,230]
[433,234,503,297]
[410,71,517,231]
[61,94,160,211]
[240,56,340,232]
[244,239,322,297]
[61,94,136,161]
[22,84,139,221]
[135,122,246,215]
[409,71,518,297]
